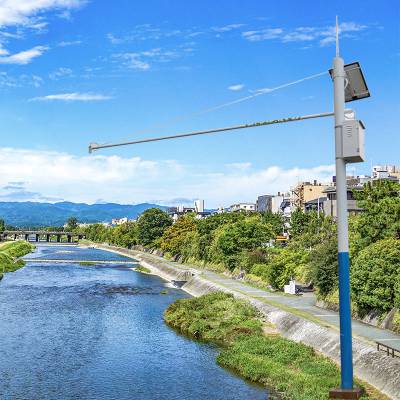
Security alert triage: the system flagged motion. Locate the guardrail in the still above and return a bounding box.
[376,341,400,358]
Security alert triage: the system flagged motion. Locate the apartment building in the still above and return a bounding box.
[229,203,256,212]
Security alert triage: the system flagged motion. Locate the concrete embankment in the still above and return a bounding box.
[94,243,400,400]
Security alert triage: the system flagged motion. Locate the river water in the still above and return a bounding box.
[0,245,267,400]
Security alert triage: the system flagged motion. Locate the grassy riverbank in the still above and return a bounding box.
[164,292,385,400]
[0,241,34,279]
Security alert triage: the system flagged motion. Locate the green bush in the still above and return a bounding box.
[218,335,341,400]
[0,241,33,274]
[1,241,33,258]
[164,293,373,400]
[250,263,269,281]
[351,238,400,314]
[164,292,262,344]
[309,237,338,296]
[256,247,309,290]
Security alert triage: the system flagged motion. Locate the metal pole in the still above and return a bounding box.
[88,111,343,152]
[333,19,354,390]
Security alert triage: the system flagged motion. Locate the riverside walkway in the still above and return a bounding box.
[125,249,400,353]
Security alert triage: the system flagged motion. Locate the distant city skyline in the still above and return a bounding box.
[0,1,398,206]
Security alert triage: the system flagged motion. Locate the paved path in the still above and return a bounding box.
[138,251,400,352]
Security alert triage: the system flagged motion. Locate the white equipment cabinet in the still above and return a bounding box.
[337,119,365,163]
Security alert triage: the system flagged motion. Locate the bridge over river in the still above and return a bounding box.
[1,230,85,243]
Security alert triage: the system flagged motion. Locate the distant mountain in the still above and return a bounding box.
[0,201,167,228]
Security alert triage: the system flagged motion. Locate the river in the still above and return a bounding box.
[0,245,268,400]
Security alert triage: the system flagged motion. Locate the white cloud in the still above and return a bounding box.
[184,165,335,206]
[226,162,252,170]
[0,71,42,87]
[0,45,48,64]
[120,56,150,71]
[228,84,245,91]
[242,22,368,47]
[106,33,123,44]
[0,146,336,206]
[0,147,184,203]
[49,66,72,79]
[212,23,245,33]
[0,0,85,27]
[242,28,283,42]
[57,39,82,47]
[115,48,180,71]
[30,92,113,102]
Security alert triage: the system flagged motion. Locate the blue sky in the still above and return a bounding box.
[0,0,399,206]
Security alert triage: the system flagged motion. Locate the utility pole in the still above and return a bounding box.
[88,19,369,399]
[329,17,363,400]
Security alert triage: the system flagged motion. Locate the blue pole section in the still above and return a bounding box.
[338,251,353,388]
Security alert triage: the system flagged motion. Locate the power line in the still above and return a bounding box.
[96,70,328,147]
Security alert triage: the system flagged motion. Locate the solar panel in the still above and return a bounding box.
[329,62,370,102]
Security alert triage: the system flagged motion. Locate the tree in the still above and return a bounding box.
[112,222,138,248]
[160,215,197,256]
[260,211,284,236]
[351,238,400,314]
[309,236,338,296]
[137,208,172,247]
[263,247,310,289]
[289,208,311,238]
[84,223,111,243]
[209,216,274,270]
[351,181,400,255]
[194,212,245,261]
[66,217,78,231]
[291,212,335,250]
[0,218,5,232]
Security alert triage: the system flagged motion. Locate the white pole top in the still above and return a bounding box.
[336,15,340,57]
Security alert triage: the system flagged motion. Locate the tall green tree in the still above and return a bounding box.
[260,211,284,236]
[263,247,310,289]
[112,222,138,248]
[210,216,274,270]
[309,236,338,296]
[160,215,197,256]
[351,238,400,314]
[351,181,400,255]
[289,208,311,238]
[66,217,78,231]
[137,208,172,247]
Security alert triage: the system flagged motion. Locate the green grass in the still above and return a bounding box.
[135,265,151,274]
[164,292,383,400]
[0,241,34,278]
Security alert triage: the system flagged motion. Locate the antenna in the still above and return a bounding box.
[336,16,340,57]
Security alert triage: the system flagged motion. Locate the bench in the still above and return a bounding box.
[376,341,400,358]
